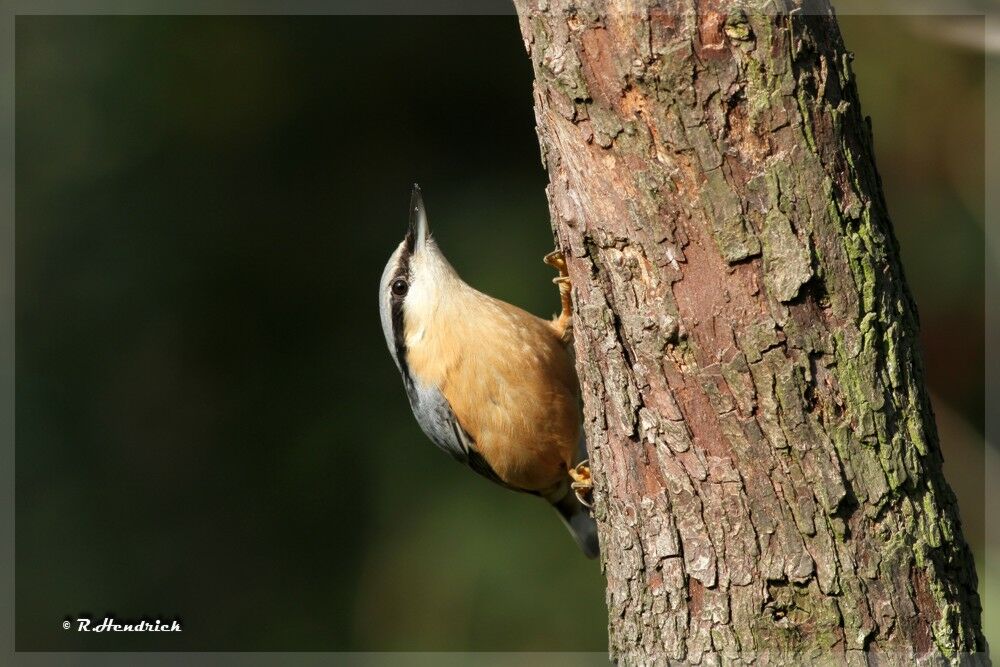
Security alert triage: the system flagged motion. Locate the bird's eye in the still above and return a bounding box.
[391,279,409,296]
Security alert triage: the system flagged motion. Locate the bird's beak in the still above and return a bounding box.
[406,183,429,254]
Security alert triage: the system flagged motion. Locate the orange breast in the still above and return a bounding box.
[406,293,580,494]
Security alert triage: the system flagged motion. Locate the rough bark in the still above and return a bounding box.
[513,1,986,663]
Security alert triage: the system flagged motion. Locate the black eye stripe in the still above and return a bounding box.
[389,270,411,385]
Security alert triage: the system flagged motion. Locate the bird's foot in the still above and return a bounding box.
[544,250,573,342]
[569,459,593,508]
[544,249,568,275]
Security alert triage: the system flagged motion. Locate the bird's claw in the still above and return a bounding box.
[569,459,593,508]
[545,250,574,342]
[543,250,568,275]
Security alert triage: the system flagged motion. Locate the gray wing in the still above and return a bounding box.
[404,377,468,462]
[404,377,519,491]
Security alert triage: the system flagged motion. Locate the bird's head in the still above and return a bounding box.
[379,184,460,377]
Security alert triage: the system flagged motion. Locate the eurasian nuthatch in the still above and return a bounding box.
[379,185,598,558]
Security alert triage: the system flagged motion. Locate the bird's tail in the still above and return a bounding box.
[551,490,600,559]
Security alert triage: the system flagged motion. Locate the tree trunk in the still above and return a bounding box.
[513,1,986,663]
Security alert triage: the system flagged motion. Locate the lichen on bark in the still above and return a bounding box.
[514,0,986,663]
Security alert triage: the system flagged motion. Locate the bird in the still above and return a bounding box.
[378,184,598,558]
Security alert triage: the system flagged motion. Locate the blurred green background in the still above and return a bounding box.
[14,14,986,651]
